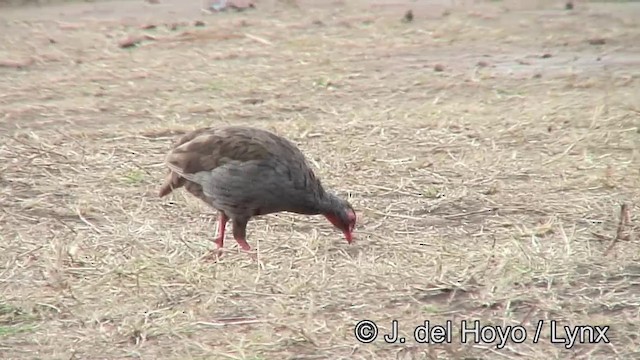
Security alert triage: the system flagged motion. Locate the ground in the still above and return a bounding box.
[0,0,639,359]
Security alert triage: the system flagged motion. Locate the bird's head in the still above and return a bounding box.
[323,196,357,244]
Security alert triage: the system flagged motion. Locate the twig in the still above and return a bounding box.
[367,209,423,221]
[3,134,69,160]
[604,203,631,255]
[444,207,498,219]
[177,234,195,251]
[75,208,103,235]
[52,214,78,235]
[542,136,585,165]
[195,318,266,327]
[591,232,612,241]
[244,33,273,46]
[129,160,153,176]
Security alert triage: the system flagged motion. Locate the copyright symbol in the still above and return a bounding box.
[354,320,378,343]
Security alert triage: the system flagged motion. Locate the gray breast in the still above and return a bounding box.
[189,157,320,218]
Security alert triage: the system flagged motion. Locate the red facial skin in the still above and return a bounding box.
[324,210,357,244]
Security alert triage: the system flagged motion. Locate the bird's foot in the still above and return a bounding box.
[201,247,224,262]
[243,249,258,261]
[234,238,257,261]
[234,237,251,251]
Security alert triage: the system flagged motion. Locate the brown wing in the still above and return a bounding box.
[158,126,273,197]
[158,126,312,192]
[158,125,327,217]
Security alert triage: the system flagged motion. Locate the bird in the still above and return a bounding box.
[158,125,357,259]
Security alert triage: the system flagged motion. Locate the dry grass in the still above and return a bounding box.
[1,0,640,359]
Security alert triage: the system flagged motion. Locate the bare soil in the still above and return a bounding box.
[0,0,639,359]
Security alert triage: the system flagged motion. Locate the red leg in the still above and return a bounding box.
[234,237,252,251]
[236,238,257,261]
[232,218,257,260]
[203,211,228,261]
[214,211,228,249]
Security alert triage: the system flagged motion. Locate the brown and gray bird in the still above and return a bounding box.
[158,125,357,258]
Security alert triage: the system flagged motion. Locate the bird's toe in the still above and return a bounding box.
[246,251,258,261]
[201,248,224,262]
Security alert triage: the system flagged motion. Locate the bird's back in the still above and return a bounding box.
[159,126,326,218]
